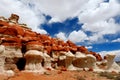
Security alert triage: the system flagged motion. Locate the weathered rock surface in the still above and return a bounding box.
[73,53,96,68]
[24,50,45,73]
[0,14,120,76]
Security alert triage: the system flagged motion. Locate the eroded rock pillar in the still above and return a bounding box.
[24,50,45,73]
[73,52,96,68]
[43,51,53,70]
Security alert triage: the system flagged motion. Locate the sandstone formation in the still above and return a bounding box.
[73,53,96,68]
[0,14,120,76]
[24,50,45,73]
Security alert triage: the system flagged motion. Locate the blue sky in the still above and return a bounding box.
[0,0,120,60]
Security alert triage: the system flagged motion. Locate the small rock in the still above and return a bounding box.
[44,72,51,75]
[57,71,62,74]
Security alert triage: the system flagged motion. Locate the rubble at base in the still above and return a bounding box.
[0,14,120,76]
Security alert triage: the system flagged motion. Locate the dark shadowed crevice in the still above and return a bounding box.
[22,43,26,54]
[16,58,26,71]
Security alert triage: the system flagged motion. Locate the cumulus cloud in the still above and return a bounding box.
[55,32,67,41]
[88,33,105,43]
[82,18,120,43]
[19,0,89,23]
[78,0,120,23]
[79,0,120,43]
[21,0,120,23]
[112,38,120,42]
[0,0,47,34]
[82,18,119,34]
[85,46,93,49]
[68,30,88,43]
[55,30,88,43]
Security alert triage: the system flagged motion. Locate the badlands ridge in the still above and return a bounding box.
[0,14,120,76]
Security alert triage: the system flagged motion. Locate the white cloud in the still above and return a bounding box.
[78,0,120,23]
[21,0,120,23]
[82,18,120,35]
[55,32,67,41]
[68,30,88,43]
[0,0,47,34]
[82,18,120,34]
[99,50,120,61]
[112,38,120,42]
[82,18,120,43]
[85,46,93,49]
[88,33,105,43]
[78,0,120,43]
[33,28,47,34]
[55,30,88,43]
[19,0,89,22]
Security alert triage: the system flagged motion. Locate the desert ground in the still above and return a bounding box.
[0,70,116,80]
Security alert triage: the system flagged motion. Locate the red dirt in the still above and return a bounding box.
[0,70,111,80]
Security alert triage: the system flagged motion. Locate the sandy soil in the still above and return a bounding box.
[0,70,112,80]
